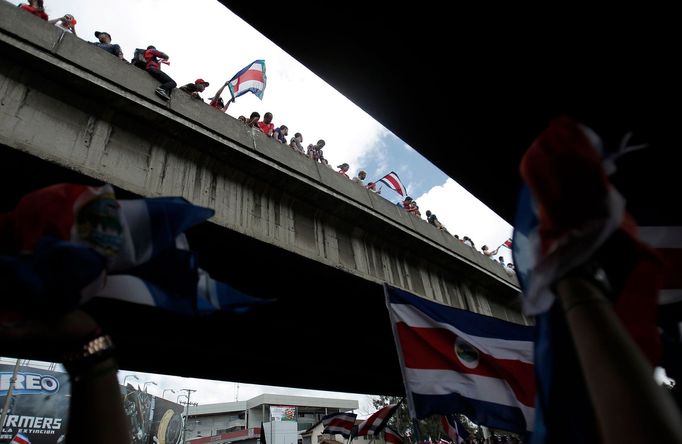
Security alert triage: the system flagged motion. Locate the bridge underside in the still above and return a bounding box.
[0,145,402,395]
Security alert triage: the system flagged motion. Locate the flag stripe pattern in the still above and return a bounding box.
[378,172,407,197]
[384,427,403,444]
[386,285,535,434]
[0,183,271,316]
[10,434,31,444]
[228,60,266,100]
[321,412,357,438]
[441,415,469,444]
[354,403,400,436]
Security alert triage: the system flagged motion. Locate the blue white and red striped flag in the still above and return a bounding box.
[385,285,535,435]
[353,403,401,437]
[378,171,407,197]
[441,414,469,444]
[384,427,404,444]
[321,412,357,437]
[512,117,664,442]
[228,60,267,101]
[10,433,31,444]
[0,183,271,316]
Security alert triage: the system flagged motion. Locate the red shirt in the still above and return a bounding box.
[144,49,166,71]
[258,121,274,136]
[20,4,48,20]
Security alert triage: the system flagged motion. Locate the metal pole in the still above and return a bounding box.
[180,389,196,444]
[0,360,20,431]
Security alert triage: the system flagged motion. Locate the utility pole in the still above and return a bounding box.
[180,388,196,444]
[0,360,21,433]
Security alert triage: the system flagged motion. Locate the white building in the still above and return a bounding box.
[185,394,358,444]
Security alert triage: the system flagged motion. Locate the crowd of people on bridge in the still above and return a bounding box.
[16,0,514,275]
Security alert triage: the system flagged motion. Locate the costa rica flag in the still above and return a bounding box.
[385,285,535,435]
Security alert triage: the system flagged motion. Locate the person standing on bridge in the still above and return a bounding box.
[307,139,326,162]
[92,31,124,60]
[144,45,177,101]
[258,112,275,137]
[49,13,77,36]
[18,0,48,20]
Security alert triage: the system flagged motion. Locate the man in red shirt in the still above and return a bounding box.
[257,112,275,137]
[144,45,177,101]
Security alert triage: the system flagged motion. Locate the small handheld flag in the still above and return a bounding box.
[378,171,407,197]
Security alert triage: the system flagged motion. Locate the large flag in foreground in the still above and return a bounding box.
[0,183,271,316]
[385,285,535,434]
[228,60,267,101]
[321,412,357,437]
[512,117,663,443]
[378,171,407,197]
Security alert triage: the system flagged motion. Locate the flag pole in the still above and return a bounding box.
[385,284,420,443]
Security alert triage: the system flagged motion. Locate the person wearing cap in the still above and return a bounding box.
[144,45,176,101]
[91,31,123,60]
[337,163,350,178]
[180,79,210,100]
[49,13,77,35]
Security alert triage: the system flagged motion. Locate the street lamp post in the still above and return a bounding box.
[123,375,139,386]
[163,388,176,399]
[143,381,158,393]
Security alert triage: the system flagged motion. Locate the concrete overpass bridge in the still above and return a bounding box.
[0,2,525,396]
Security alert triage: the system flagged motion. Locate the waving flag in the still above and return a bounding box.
[0,183,271,316]
[322,412,357,437]
[441,415,469,444]
[385,285,535,434]
[512,117,663,443]
[228,60,267,101]
[378,171,407,197]
[10,433,31,444]
[502,238,512,249]
[384,427,404,444]
[353,403,401,437]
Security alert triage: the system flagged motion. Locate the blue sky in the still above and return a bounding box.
[9,0,514,409]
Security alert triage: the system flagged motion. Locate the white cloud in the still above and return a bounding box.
[55,0,386,172]
[26,0,514,414]
[415,179,514,263]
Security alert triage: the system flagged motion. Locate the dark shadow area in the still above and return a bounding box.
[0,145,403,395]
[219,3,681,223]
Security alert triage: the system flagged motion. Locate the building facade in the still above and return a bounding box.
[185,394,358,443]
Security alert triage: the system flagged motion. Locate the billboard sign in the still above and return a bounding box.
[270,406,296,422]
[1,364,184,444]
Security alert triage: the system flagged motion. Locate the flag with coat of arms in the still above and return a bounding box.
[384,284,535,435]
